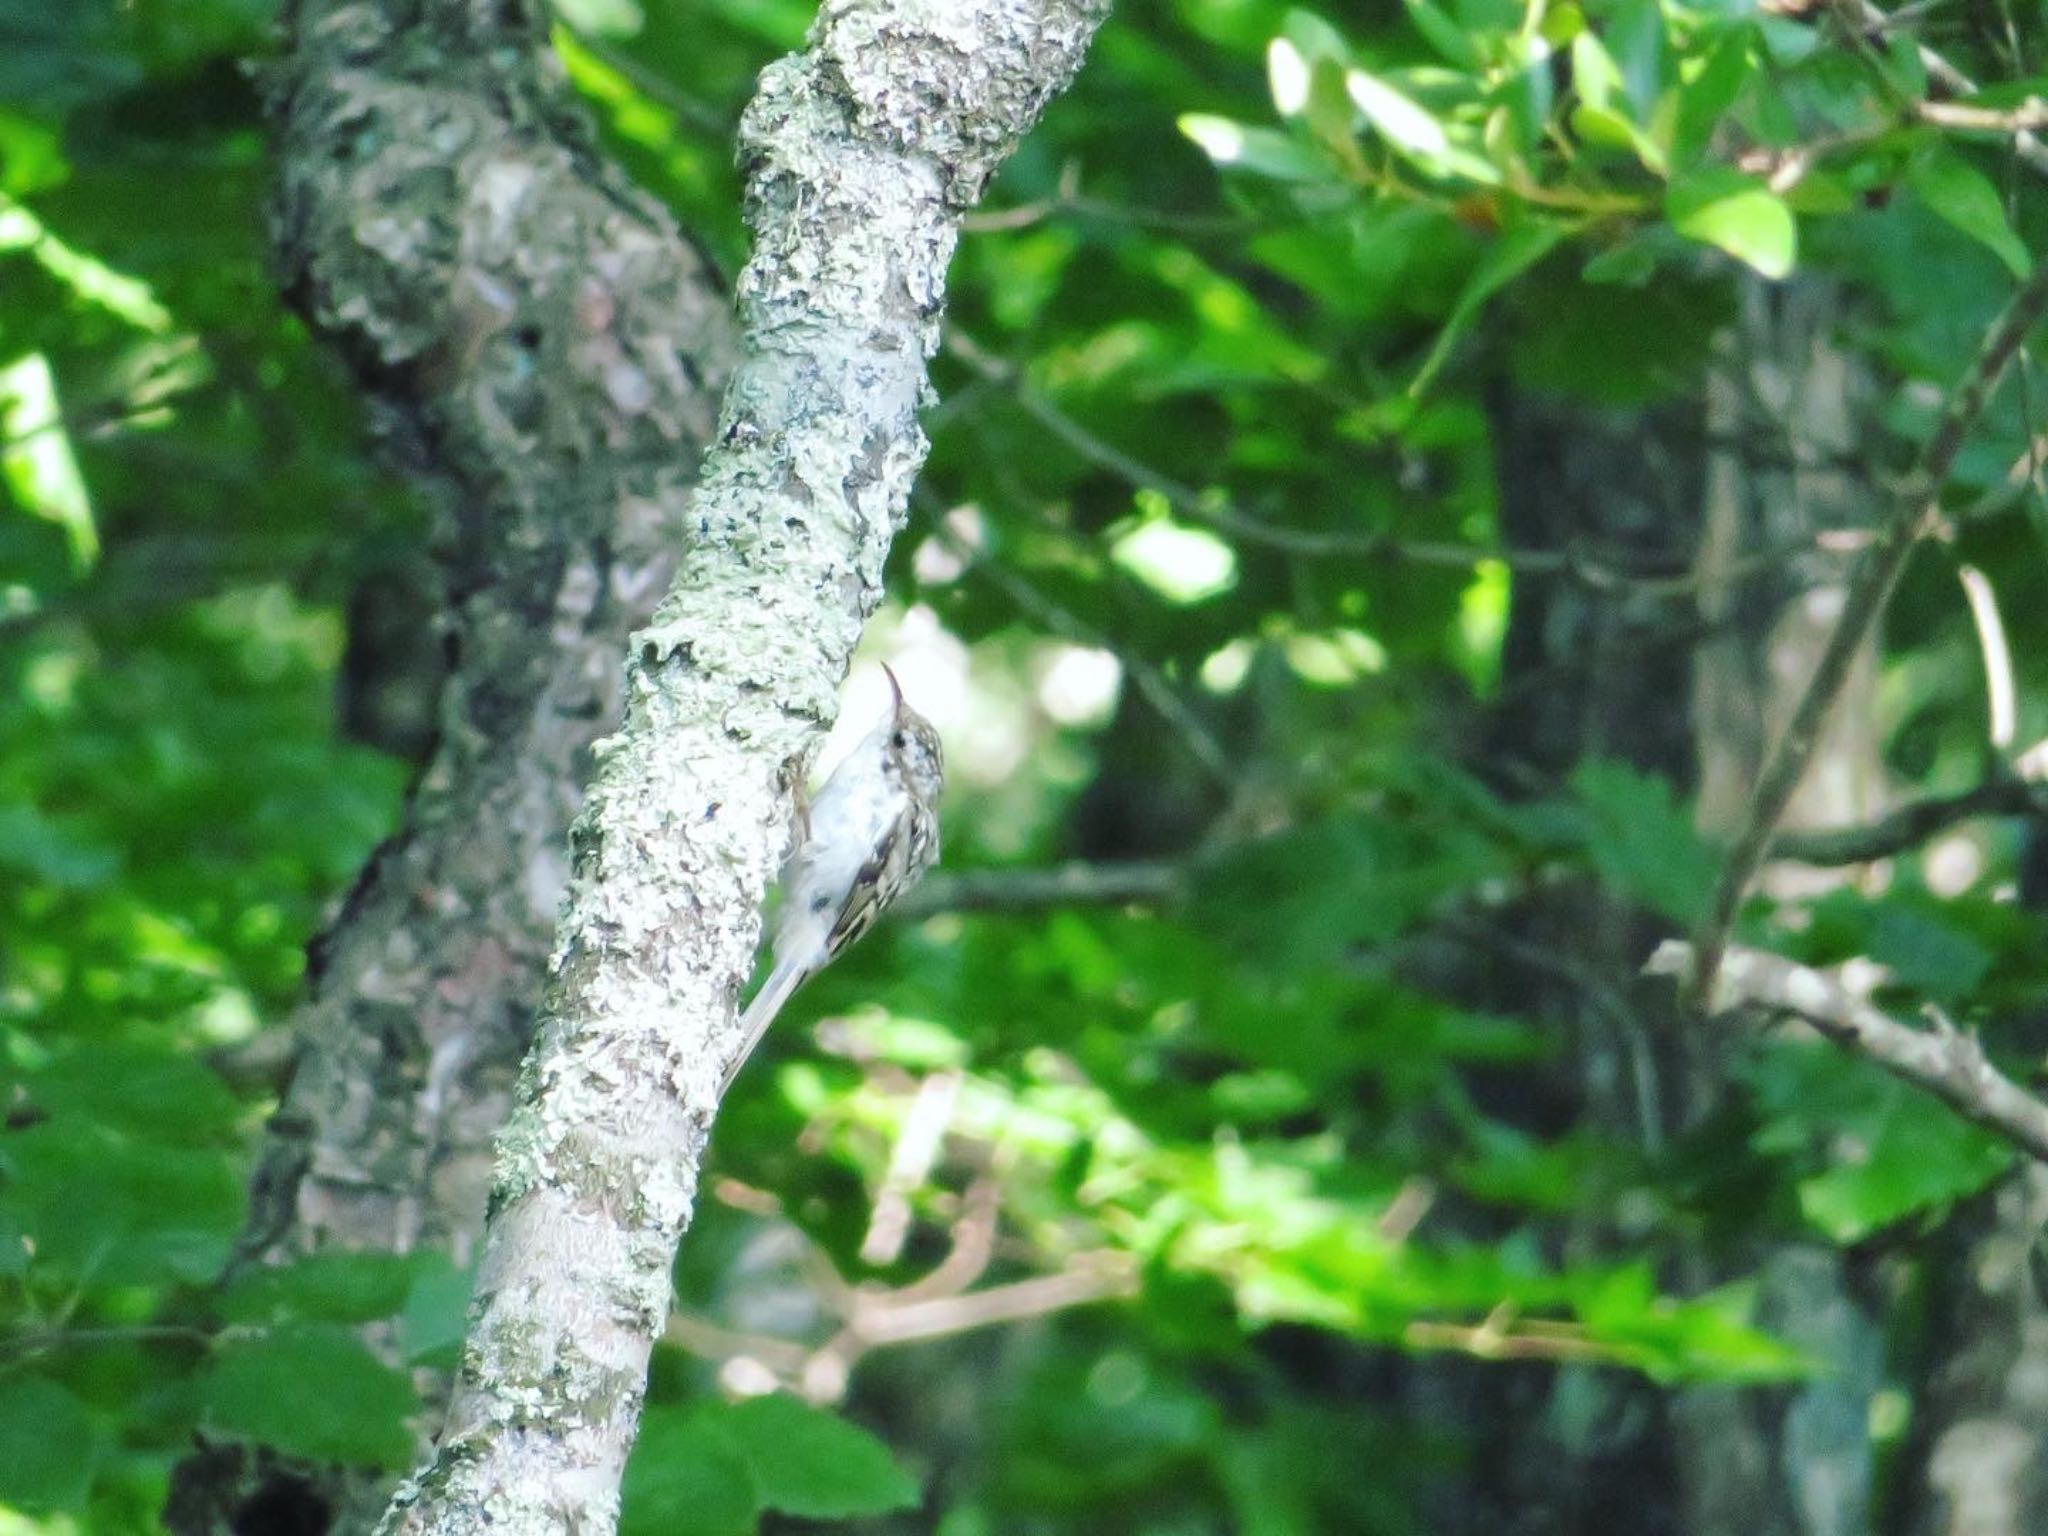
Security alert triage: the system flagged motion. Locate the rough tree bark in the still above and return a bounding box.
[1427,279,1892,1536]
[166,3,738,1532]
[1670,280,1887,1536]
[370,3,1109,1533]
[1424,377,1706,1536]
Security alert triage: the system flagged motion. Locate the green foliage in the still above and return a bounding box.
[199,1328,419,1468]
[0,1375,106,1513]
[8,0,2048,1529]
[1744,1043,2017,1243]
[619,1397,917,1534]
[726,1395,921,1517]
[620,1406,759,1536]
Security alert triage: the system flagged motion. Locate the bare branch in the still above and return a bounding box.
[1957,565,2018,751]
[1648,941,2048,1164]
[845,1256,1138,1346]
[1687,258,2048,1008]
[1919,97,2048,136]
[1769,779,2048,865]
[1849,0,2048,176]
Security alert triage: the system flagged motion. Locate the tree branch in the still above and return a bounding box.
[1687,258,2048,1009]
[1648,941,2048,1163]
[373,5,1109,1533]
[1769,779,2048,865]
[903,771,2048,922]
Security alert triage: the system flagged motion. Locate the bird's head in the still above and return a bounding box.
[880,663,945,803]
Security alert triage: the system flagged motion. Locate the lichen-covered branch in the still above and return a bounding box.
[376,5,1109,1533]
[167,2,736,1530]
[1648,941,2048,1162]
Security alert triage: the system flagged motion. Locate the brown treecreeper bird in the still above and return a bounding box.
[724,664,944,1089]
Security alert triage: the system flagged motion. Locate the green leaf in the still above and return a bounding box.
[1665,170,1796,278]
[1906,147,2032,280]
[0,352,98,570]
[552,0,643,36]
[30,1042,242,1145]
[1798,1095,2015,1243]
[1279,8,1351,68]
[0,802,120,888]
[201,1327,418,1469]
[399,1252,475,1367]
[0,1375,103,1512]
[1345,68,1449,157]
[1566,759,1717,924]
[1570,30,1623,112]
[0,202,172,332]
[1178,115,1332,183]
[729,1394,921,1518]
[1411,220,1572,395]
[0,1121,245,1286]
[219,1251,424,1325]
[620,1405,759,1536]
[1675,27,1757,161]
[1192,814,1505,968]
[1601,0,1669,117]
[1745,1043,2017,1243]
[1572,102,1670,174]
[1179,114,1335,183]
[1402,0,1483,68]
[1867,904,1994,1003]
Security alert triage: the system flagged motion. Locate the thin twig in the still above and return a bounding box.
[903,859,1183,916]
[918,497,1236,786]
[1687,258,2048,1008]
[1956,565,2017,751]
[843,1256,1137,1345]
[1649,940,2048,1163]
[1769,778,2048,864]
[1920,98,2048,135]
[906,772,2048,922]
[1402,1314,1653,1367]
[946,331,1864,599]
[1850,0,2048,176]
[962,159,1260,238]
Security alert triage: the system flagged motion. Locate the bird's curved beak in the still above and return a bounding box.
[880,661,905,712]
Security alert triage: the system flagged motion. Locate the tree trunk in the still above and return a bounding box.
[1433,276,1894,1535]
[166,1,736,1529]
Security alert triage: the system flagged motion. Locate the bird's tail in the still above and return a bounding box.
[723,959,810,1091]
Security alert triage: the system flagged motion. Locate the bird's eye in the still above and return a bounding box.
[893,731,908,748]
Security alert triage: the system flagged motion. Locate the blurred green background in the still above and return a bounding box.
[7,0,2048,1530]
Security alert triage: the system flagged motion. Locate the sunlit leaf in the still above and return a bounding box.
[1179,113,1333,182]
[1345,68,1449,157]
[1665,170,1796,277]
[0,352,97,569]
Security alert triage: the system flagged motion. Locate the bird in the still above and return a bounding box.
[724,664,944,1089]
